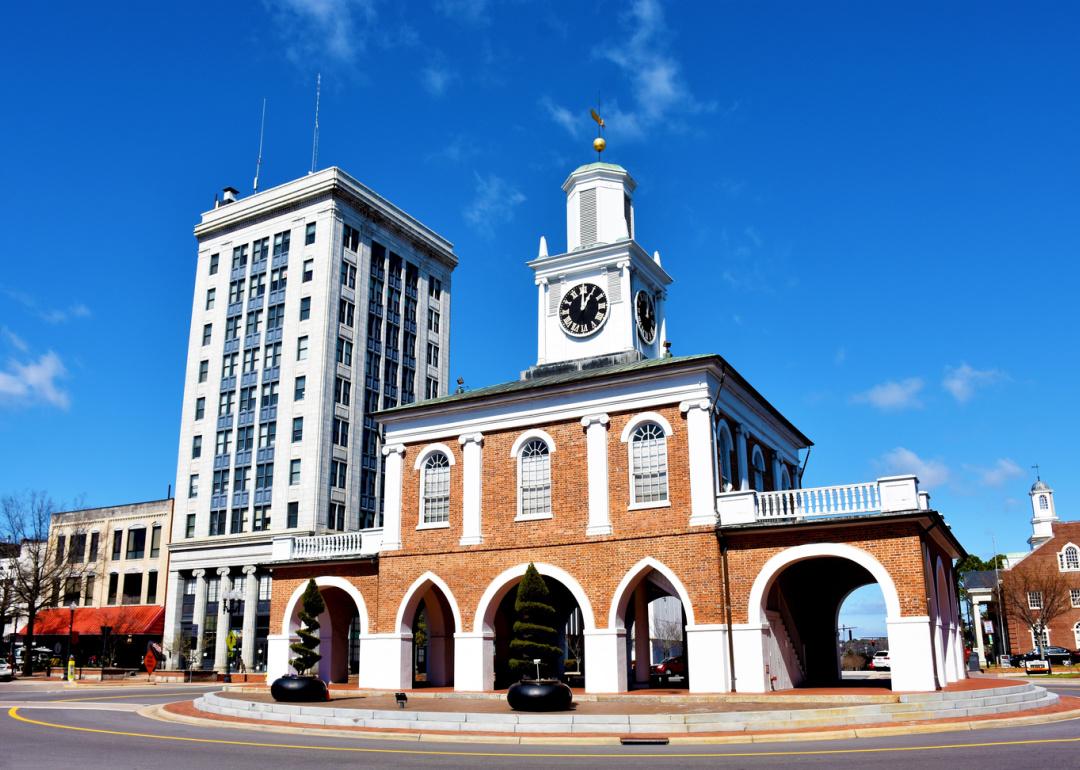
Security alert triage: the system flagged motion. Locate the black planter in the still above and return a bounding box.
[270,675,329,702]
[506,679,573,712]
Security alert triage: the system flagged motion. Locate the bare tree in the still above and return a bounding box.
[0,490,92,676]
[0,545,19,659]
[1002,562,1071,658]
[653,618,684,660]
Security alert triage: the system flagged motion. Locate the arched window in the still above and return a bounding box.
[1039,495,1049,510]
[1059,544,1080,571]
[779,465,792,491]
[630,423,669,504]
[716,421,734,493]
[1074,622,1080,649]
[518,439,552,518]
[751,446,766,492]
[421,453,451,524]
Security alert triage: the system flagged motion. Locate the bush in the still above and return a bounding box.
[508,563,563,680]
[289,579,325,676]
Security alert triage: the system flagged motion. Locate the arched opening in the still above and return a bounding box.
[836,583,889,681]
[396,574,460,688]
[283,580,366,684]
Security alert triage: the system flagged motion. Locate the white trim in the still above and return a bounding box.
[1073,621,1080,648]
[508,428,557,457]
[607,556,697,628]
[622,414,671,507]
[1058,543,1080,572]
[1031,627,1051,648]
[279,575,370,636]
[473,562,596,634]
[417,447,453,527]
[514,512,554,522]
[512,431,554,521]
[416,520,450,530]
[750,445,766,491]
[627,500,671,511]
[715,420,734,493]
[619,411,674,442]
[394,571,464,635]
[413,442,456,470]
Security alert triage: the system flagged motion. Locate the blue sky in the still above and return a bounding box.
[1,2,1078,632]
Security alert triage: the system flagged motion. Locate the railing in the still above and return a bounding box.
[757,482,880,520]
[282,529,383,561]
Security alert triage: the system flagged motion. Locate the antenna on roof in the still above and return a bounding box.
[309,73,321,174]
[253,97,267,193]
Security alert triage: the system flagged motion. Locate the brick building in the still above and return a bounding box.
[262,156,967,694]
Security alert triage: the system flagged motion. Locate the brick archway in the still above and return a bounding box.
[395,571,463,688]
[277,577,370,683]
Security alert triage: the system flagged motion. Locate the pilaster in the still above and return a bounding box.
[581,414,612,536]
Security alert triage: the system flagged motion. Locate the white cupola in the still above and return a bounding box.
[563,162,636,251]
[1028,477,1057,549]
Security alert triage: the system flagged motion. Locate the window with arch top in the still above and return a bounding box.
[630,422,669,505]
[751,446,766,492]
[518,439,552,519]
[1039,495,1049,510]
[1059,544,1080,571]
[716,421,734,493]
[421,452,451,525]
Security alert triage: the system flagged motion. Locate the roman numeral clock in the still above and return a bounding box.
[559,283,609,336]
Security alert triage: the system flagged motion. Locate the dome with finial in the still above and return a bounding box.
[1031,479,1050,493]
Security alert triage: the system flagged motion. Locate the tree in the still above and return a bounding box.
[1002,562,1070,657]
[508,563,562,680]
[0,491,93,676]
[653,617,684,660]
[289,579,325,677]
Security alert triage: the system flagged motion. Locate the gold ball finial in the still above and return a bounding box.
[593,136,606,154]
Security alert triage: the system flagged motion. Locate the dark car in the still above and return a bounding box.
[1019,646,1076,666]
[650,655,687,684]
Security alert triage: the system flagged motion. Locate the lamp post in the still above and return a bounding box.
[66,602,77,681]
[221,587,244,683]
[100,625,111,668]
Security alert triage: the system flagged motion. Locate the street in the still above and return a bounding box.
[0,682,1077,769]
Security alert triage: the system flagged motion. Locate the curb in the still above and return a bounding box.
[139,700,1080,747]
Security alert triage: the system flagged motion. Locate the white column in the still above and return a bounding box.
[191,569,207,667]
[241,566,258,671]
[731,622,769,693]
[581,413,612,536]
[583,628,626,693]
[888,615,937,691]
[161,569,182,668]
[735,424,750,490]
[453,631,494,691]
[458,433,484,546]
[680,399,717,526]
[656,289,668,350]
[380,444,405,551]
[685,625,731,693]
[266,633,294,680]
[357,633,412,689]
[214,567,231,671]
[972,601,986,666]
[536,277,547,364]
[633,587,651,685]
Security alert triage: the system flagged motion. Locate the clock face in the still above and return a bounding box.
[559,283,609,337]
[635,290,657,344]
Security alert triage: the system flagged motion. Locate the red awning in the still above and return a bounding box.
[19,606,165,636]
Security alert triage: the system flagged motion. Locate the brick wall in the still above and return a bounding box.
[1002,521,1080,654]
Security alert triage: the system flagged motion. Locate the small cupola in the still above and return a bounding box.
[562,163,636,251]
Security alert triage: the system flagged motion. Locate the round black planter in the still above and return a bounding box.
[506,679,573,712]
[270,675,329,702]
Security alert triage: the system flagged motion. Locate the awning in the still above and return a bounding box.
[19,606,165,636]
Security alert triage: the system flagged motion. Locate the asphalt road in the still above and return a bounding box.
[0,681,1077,769]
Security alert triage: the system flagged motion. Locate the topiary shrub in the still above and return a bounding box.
[289,579,325,677]
[508,563,563,680]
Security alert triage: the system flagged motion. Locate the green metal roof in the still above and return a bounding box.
[569,161,629,175]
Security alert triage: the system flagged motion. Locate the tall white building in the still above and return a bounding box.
[164,168,457,672]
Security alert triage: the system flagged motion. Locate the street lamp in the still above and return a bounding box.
[66,601,77,681]
[100,625,112,668]
[221,587,244,683]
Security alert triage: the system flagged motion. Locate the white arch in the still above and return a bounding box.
[716,421,734,492]
[473,562,596,633]
[607,557,697,628]
[413,442,456,470]
[746,543,903,623]
[509,428,557,457]
[779,466,792,491]
[619,411,674,442]
[394,571,464,635]
[280,575,370,636]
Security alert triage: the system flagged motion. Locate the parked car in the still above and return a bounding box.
[1019,647,1076,666]
[0,661,13,682]
[650,655,687,684]
[868,650,891,670]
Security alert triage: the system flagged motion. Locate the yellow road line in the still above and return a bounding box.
[7,707,1080,759]
[52,690,210,703]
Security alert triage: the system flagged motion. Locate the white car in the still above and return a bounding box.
[868,650,891,670]
[0,661,13,682]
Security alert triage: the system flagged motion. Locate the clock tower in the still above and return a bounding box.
[525,160,672,378]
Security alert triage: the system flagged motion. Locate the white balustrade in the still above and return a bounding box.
[283,528,383,560]
[757,482,880,520]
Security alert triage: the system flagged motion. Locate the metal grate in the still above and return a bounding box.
[579,188,597,246]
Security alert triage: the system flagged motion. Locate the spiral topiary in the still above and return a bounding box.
[289,579,326,676]
[508,563,563,680]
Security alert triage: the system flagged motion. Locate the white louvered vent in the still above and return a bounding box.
[607,266,622,302]
[547,279,561,315]
[579,188,597,246]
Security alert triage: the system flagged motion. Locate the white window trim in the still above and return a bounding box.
[1031,627,1051,648]
[779,466,792,491]
[1074,622,1080,648]
[619,411,674,442]
[413,442,456,470]
[1058,542,1080,572]
[416,444,454,528]
[1027,591,1043,610]
[715,420,734,493]
[1071,589,1080,608]
[751,445,766,491]
[621,415,672,508]
[511,430,556,522]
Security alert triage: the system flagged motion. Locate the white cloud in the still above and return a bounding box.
[2,287,91,324]
[421,63,456,96]
[463,173,526,237]
[1,327,29,353]
[970,458,1024,487]
[0,351,70,409]
[435,0,491,25]
[851,378,924,410]
[540,97,579,137]
[942,363,1005,403]
[877,447,949,488]
[266,0,377,64]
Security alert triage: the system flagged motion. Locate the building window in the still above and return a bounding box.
[237,427,253,453]
[258,421,276,448]
[250,273,266,299]
[1071,589,1080,608]
[83,574,95,606]
[111,529,123,559]
[222,352,238,377]
[330,459,347,489]
[245,309,262,336]
[335,376,351,405]
[220,390,236,416]
[233,244,249,270]
[68,533,86,563]
[206,288,216,310]
[716,422,734,493]
[88,532,99,561]
[343,224,360,251]
[779,466,792,491]
[518,439,552,518]
[146,571,158,604]
[339,299,354,327]
[260,382,279,409]
[297,336,309,361]
[341,260,357,289]
[107,573,119,605]
[122,573,143,605]
[256,462,274,490]
[273,229,291,259]
[209,253,219,275]
[332,418,349,447]
[1028,591,1043,610]
[425,377,439,399]
[267,304,285,331]
[209,510,227,536]
[630,422,669,505]
[1060,545,1080,571]
[426,342,439,368]
[421,452,451,525]
[234,465,250,492]
[294,376,306,401]
[300,296,311,321]
[189,473,199,498]
[230,508,246,534]
[229,279,244,304]
[202,323,212,346]
[336,338,353,366]
[327,503,346,530]
[427,308,440,333]
[751,446,767,492]
[302,259,314,282]
[292,417,304,442]
[198,360,208,383]
[429,277,442,300]
[287,501,299,528]
[226,316,240,341]
[215,429,231,456]
[1032,627,1050,648]
[270,266,287,293]
[195,397,205,420]
[126,528,146,559]
[264,342,281,369]
[150,525,161,558]
[305,222,317,245]
[191,435,202,459]
[1040,495,1049,510]
[253,505,270,532]
[290,459,301,485]
[185,514,195,538]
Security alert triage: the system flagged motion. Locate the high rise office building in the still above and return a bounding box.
[163,168,456,672]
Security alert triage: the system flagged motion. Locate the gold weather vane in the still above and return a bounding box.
[590,107,606,159]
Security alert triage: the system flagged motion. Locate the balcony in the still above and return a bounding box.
[273,528,384,561]
[716,475,928,526]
